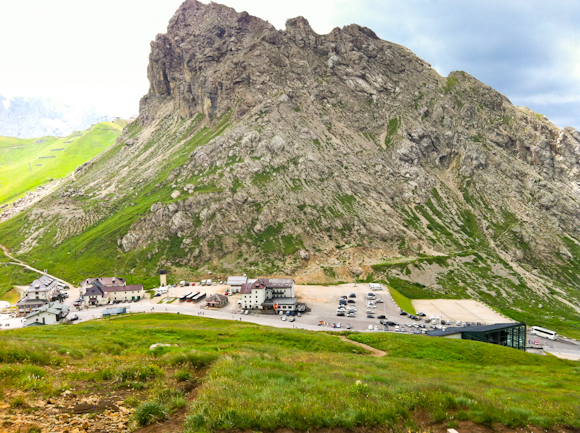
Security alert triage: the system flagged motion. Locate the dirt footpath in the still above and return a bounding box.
[411,299,513,324]
[339,336,386,356]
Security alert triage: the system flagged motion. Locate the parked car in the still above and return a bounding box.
[349,293,356,298]
[282,316,287,321]
[347,312,355,318]
[336,323,341,328]
[337,312,345,317]
[400,311,408,316]
[346,323,352,329]
[368,325,373,330]
[290,317,295,322]
[347,299,356,303]
[418,312,426,316]
[366,314,375,319]
[297,312,302,317]
[69,314,79,322]
[378,315,386,319]
[244,310,250,315]
[375,299,383,303]
[374,325,378,331]
[400,327,406,332]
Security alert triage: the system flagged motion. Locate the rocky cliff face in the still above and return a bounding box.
[3,0,580,321]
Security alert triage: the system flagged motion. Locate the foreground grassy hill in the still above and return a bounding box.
[0,314,578,432]
[0,120,125,205]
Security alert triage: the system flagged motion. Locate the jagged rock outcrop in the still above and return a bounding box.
[4,0,580,318]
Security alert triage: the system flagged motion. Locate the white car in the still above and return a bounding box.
[368,325,373,330]
[374,326,378,331]
[336,323,341,328]
[282,316,287,321]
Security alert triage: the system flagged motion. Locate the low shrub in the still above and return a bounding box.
[174,370,191,382]
[11,396,27,408]
[133,401,168,426]
[117,364,164,382]
[166,350,218,369]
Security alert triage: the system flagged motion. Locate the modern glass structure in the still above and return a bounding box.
[428,323,527,351]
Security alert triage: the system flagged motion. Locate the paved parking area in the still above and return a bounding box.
[295,283,402,331]
[411,299,513,324]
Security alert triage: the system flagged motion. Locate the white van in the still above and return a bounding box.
[201,279,207,286]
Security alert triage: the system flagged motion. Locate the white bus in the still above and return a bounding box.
[192,292,206,303]
[179,292,192,302]
[531,326,557,340]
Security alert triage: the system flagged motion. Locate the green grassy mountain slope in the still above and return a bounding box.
[0,315,578,432]
[1,0,580,340]
[0,120,125,205]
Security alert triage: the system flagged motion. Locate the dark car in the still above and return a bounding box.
[418,312,426,316]
[337,312,345,317]
[349,293,356,298]
[387,321,397,326]
[425,318,431,323]
[378,315,386,319]
[366,314,375,319]
[339,300,347,305]
[69,314,79,322]
[400,311,408,316]
[185,282,190,286]
[477,322,482,326]
[347,299,356,303]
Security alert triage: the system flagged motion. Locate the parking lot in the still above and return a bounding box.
[295,283,403,331]
[411,299,512,325]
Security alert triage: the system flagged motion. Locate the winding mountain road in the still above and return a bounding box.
[0,244,75,288]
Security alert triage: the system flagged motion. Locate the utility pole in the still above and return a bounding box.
[29,162,32,171]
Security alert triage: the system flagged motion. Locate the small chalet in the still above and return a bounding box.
[81,276,143,306]
[17,275,60,316]
[205,293,229,308]
[24,302,70,326]
[226,276,248,294]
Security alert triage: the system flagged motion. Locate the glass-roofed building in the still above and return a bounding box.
[427,323,527,351]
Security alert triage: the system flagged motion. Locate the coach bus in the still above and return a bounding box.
[179,292,192,302]
[531,326,557,340]
[186,291,199,302]
[192,292,206,303]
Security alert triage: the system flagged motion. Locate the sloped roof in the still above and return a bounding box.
[27,275,58,293]
[226,276,247,286]
[26,302,69,319]
[101,284,143,293]
[240,278,295,293]
[81,277,127,287]
[206,293,228,302]
[83,285,105,297]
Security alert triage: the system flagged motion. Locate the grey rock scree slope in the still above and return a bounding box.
[3,0,580,323]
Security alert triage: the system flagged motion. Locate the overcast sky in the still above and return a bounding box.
[1,0,579,129]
